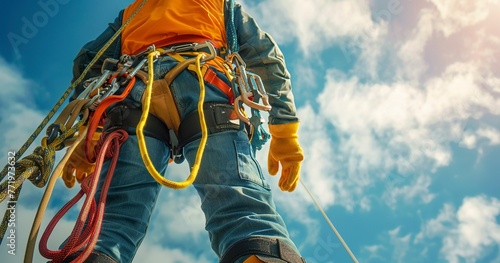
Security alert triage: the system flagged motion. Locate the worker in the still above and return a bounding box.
[61,0,305,262]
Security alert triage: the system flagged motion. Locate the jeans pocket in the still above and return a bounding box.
[234,140,271,190]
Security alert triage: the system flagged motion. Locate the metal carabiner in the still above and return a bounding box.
[196,41,217,62]
[246,72,271,110]
[98,78,120,103]
[127,58,148,80]
[46,123,61,145]
[77,70,112,100]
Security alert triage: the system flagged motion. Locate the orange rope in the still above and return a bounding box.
[85,77,136,162]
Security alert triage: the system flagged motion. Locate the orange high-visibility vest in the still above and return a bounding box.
[122,0,226,55]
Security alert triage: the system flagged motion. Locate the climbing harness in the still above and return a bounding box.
[133,40,273,189]
[0,0,361,262]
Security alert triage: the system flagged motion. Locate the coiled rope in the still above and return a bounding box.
[39,130,128,263]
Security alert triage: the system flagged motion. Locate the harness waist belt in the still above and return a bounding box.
[178,103,242,147]
[103,104,170,143]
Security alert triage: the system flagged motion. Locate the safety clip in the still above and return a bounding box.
[227,53,272,126]
[46,123,61,145]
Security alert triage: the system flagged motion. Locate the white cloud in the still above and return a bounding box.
[242,0,373,55]
[427,0,492,36]
[396,9,435,82]
[460,126,500,149]
[297,104,336,208]
[389,227,412,263]
[151,189,207,242]
[383,174,435,208]
[0,58,45,155]
[416,195,500,263]
[312,56,500,209]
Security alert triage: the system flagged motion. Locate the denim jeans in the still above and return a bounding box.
[91,57,299,262]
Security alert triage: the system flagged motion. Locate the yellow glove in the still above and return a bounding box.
[267,122,304,192]
[61,130,101,188]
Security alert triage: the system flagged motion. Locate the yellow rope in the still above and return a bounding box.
[137,51,208,189]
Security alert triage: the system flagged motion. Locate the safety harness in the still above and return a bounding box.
[29,38,272,262]
[0,0,315,262]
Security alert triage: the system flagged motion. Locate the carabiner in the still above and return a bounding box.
[46,123,61,145]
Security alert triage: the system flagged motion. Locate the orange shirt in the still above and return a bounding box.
[121,0,227,55]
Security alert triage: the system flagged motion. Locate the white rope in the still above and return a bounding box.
[299,179,359,263]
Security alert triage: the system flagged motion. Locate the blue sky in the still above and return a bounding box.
[1,0,500,262]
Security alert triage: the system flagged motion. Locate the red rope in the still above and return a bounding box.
[39,129,129,263]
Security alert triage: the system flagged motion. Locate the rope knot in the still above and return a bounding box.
[23,145,56,187]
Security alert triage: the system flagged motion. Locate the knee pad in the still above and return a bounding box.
[243,254,286,263]
[221,237,306,263]
[60,251,117,263]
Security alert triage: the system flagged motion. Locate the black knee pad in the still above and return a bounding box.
[59,251,117,263]
[220,237,306,263]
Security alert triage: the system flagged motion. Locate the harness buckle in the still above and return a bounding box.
[169,129,185,164]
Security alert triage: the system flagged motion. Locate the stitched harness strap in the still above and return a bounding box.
[177,102,243,148]
[204,68,234,103]
[103,104,170,143]
[168,52,234,104]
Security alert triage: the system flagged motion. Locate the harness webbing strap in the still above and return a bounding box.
[145,49,233,137]
[177,103,242,148]
[204,68,234,103]
[103,104,170,143]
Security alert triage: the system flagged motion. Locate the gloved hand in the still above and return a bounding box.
[267,122,304,192]
[61,130,101,188]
